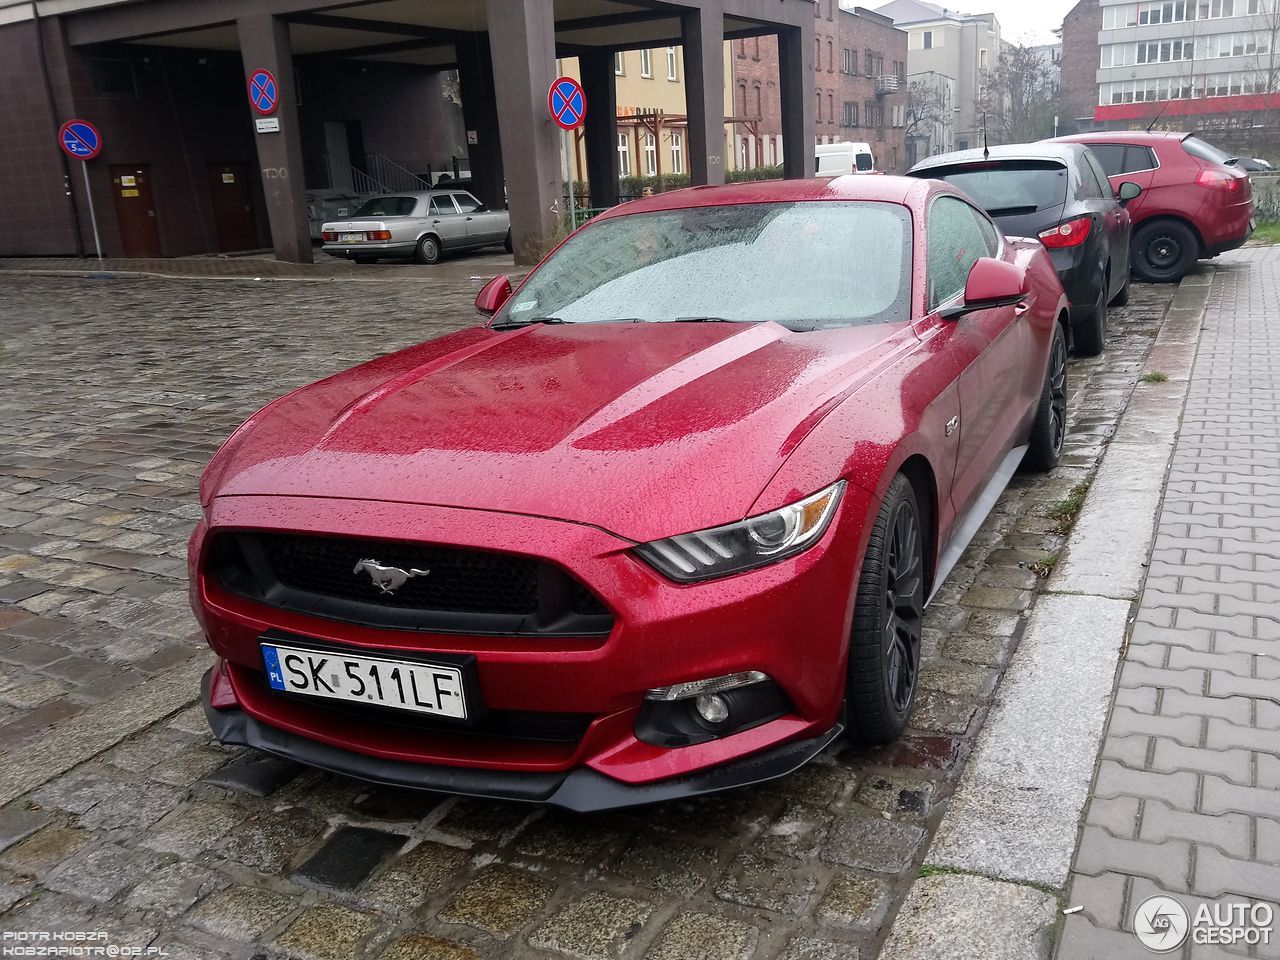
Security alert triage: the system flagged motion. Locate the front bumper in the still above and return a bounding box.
[203,667,843,811]
[190,492,869,801]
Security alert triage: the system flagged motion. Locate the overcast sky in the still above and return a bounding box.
[868,0,1079,46]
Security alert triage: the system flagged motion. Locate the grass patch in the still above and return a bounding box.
[919,865,970,879]
[1252,220,1280,244]
[1140,371,1169,384]
[1031,553,1059,578]
[1048,481,1091,532]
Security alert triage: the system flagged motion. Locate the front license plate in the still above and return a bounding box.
[262,642,467,719]
[339,232,365,242]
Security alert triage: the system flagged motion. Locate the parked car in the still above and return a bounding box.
[908,143,1139,357]
[1050,132,1254,283]
[1228,156,1272,173]
[816,141,876,175]
[321,189,511,265]
[193,177,1070,810]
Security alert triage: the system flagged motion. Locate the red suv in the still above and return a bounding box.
[1050,132,1254,283]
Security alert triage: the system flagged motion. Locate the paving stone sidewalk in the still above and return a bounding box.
[1057,247,1280,960]
[0,272,1177,960]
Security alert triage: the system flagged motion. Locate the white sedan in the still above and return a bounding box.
[321,189,511,265]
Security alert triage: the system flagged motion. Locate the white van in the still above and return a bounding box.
[815,142,876,175]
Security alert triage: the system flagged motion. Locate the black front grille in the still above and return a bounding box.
[212,532,612,636]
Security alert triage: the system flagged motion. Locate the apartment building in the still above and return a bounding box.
[875,0,1002,150]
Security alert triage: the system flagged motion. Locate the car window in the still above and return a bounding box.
[921,161,1069,216]
[1087,143,1127,177]
[1124,146,1158,173]
[452,193,483,213]
[497,201,914,332]
[430,196,456,215]
[928,196,990,312]
[1182,136,1232,165]
[970,206,1001,256]
[1080,153,1111,199]
[352,196,417,217]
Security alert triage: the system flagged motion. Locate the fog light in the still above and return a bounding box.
[695,693,729,724]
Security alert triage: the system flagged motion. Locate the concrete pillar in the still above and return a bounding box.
[486,0,560,266]
[579,48,618,208]
[681,3,725,186]
[455,34,506,212]
[237,15,311,263]
[778,25,815,179]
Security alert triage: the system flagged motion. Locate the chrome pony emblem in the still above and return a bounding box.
[353,559,429,595]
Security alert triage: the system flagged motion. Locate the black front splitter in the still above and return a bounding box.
[201,668,843,813]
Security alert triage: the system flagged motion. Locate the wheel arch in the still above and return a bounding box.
[897,454,938,598]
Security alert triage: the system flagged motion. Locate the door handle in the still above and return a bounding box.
[1014,302,1030,316]
[432,219,440,224]
[466,217,474,221]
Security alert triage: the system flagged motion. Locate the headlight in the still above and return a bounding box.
[633,481,845,582]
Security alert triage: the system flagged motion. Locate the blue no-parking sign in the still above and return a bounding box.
[58,119,102,160]
[247,68,280,115]
[548,76,587,130]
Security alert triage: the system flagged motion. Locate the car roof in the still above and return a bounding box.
[369,189,472,200]
[909,142,1088,173]
[1048,131,1188,144]
[596,176,932,220]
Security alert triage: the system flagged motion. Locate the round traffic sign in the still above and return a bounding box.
[248,68,280,115]
[58,119,102,161]
[548,76,587,131]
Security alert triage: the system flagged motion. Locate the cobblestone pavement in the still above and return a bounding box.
[0,272,1178,960]
[1058,248,1280,960]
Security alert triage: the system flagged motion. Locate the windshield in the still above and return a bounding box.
[352,196,417,218]
[496,202,913,332]
[1182,136,1233,165]
[920,161,1069,215]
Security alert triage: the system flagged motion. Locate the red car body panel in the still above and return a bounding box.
[193,176,1069,806]
[1051,131,1254,256]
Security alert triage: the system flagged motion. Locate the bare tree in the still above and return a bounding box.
[906,75,952,158]
[980,44,1058,143]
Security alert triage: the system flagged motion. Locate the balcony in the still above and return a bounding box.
[875,75,901,96]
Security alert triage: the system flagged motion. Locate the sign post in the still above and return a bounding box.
[548,76,587,230]
[58,119,103,261]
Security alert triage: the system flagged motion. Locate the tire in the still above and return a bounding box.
[503,229,513,254]
[1073,273,1107,358]
[1109,274,1130,306]
[1022,321,1068,473]
[414,234,442,265]
[847,474,925,745]
[1131,220,1197,283]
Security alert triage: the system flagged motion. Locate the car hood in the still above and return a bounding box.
[202,321,911,542]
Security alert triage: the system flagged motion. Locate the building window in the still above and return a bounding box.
[617,132,630,176]
[666,46,678,81]
[828,93,834,122]
[827,40,834,71]
[644,133,657,175]
[843,100,859,126]
[737,39,746,58]
[89,58,138,98]
[815,37,821,70]
[979,48,987,70]
[671,132,684,174]
[755,85,763,118]
[753,37,761,60]
[923,31,933,50]
[615,52,625,75]
[640,48,652,77]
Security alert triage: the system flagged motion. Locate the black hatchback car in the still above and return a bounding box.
[908,143,1142,356]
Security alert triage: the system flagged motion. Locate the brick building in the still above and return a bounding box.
[732,1,908,172]
[1059,0,1102,134]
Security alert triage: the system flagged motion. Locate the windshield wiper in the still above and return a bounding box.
[670,316,740,323]
[491,316,566,330]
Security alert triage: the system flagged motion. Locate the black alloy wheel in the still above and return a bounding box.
[848,475,925,743]
[1022,321,1069,473]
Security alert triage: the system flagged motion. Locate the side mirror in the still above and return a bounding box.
[939,258,1028,321]
[475,275,512,317]
[1117,181,1142,205]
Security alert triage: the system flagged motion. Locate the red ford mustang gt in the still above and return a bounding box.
[192,177,1070,811]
